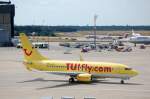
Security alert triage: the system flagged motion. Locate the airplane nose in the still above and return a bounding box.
[132,70,139,76]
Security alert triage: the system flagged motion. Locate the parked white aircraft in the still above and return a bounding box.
[129,30,150,46]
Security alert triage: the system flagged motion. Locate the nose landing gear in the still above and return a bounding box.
[69,77,75,83]
[121,80,124,84]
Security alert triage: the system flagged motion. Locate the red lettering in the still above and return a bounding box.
[66,63,72,70]
[81,64,86,71]
[94,67,98,72]
[66,63,112,73]
[70,64,76,70]
[87,66,92,73]
[99,67,103,72]
[104,67,112,72]
[77,64,80,70]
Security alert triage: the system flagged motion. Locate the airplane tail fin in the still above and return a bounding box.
[132,29,135,35]
[19,33,48,61]
[124,33,129,38]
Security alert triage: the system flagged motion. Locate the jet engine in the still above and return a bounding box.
[76,74,92,82]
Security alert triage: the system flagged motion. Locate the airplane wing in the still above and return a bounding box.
[31,70,85,76]
[46,71,83,76]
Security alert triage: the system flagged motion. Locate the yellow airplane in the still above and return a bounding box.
[20,33,138,84]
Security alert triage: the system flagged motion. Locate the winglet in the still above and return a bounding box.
[79,53,84,61]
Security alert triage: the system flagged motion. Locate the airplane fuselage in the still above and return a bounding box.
[129,36,150,45]
[24,60,138,80]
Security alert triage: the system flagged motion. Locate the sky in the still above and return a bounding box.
[3,0,150,25]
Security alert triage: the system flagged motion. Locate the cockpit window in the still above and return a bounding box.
[125,68,132,70]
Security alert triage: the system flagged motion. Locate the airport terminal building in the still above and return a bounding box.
[0,1,15,46]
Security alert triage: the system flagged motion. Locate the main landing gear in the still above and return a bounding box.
[69,77,75,83]
[121,80,124,84]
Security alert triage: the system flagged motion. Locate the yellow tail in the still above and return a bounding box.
[19,33,48,61]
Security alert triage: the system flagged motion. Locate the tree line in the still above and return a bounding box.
[14,25,150,36]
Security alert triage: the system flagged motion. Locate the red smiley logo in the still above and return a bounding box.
[23,48,33,56]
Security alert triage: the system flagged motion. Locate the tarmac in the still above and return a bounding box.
[0,43,150,99]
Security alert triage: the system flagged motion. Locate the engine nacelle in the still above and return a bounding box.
[76,74,92,82]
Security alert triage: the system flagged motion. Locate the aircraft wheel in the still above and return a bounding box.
[121,80,124,84]
[69,77,75,83]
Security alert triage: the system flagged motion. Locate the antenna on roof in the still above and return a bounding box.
[0,0,11,4]
[8,0,11,4]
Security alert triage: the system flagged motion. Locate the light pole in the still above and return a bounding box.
[94,14,98,50]
[48,32,50,50]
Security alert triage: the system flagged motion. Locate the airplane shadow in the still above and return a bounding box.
[17,78,143,90]
[96,81,143,85]
[17,78,68,83]
[36,80,101,90]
